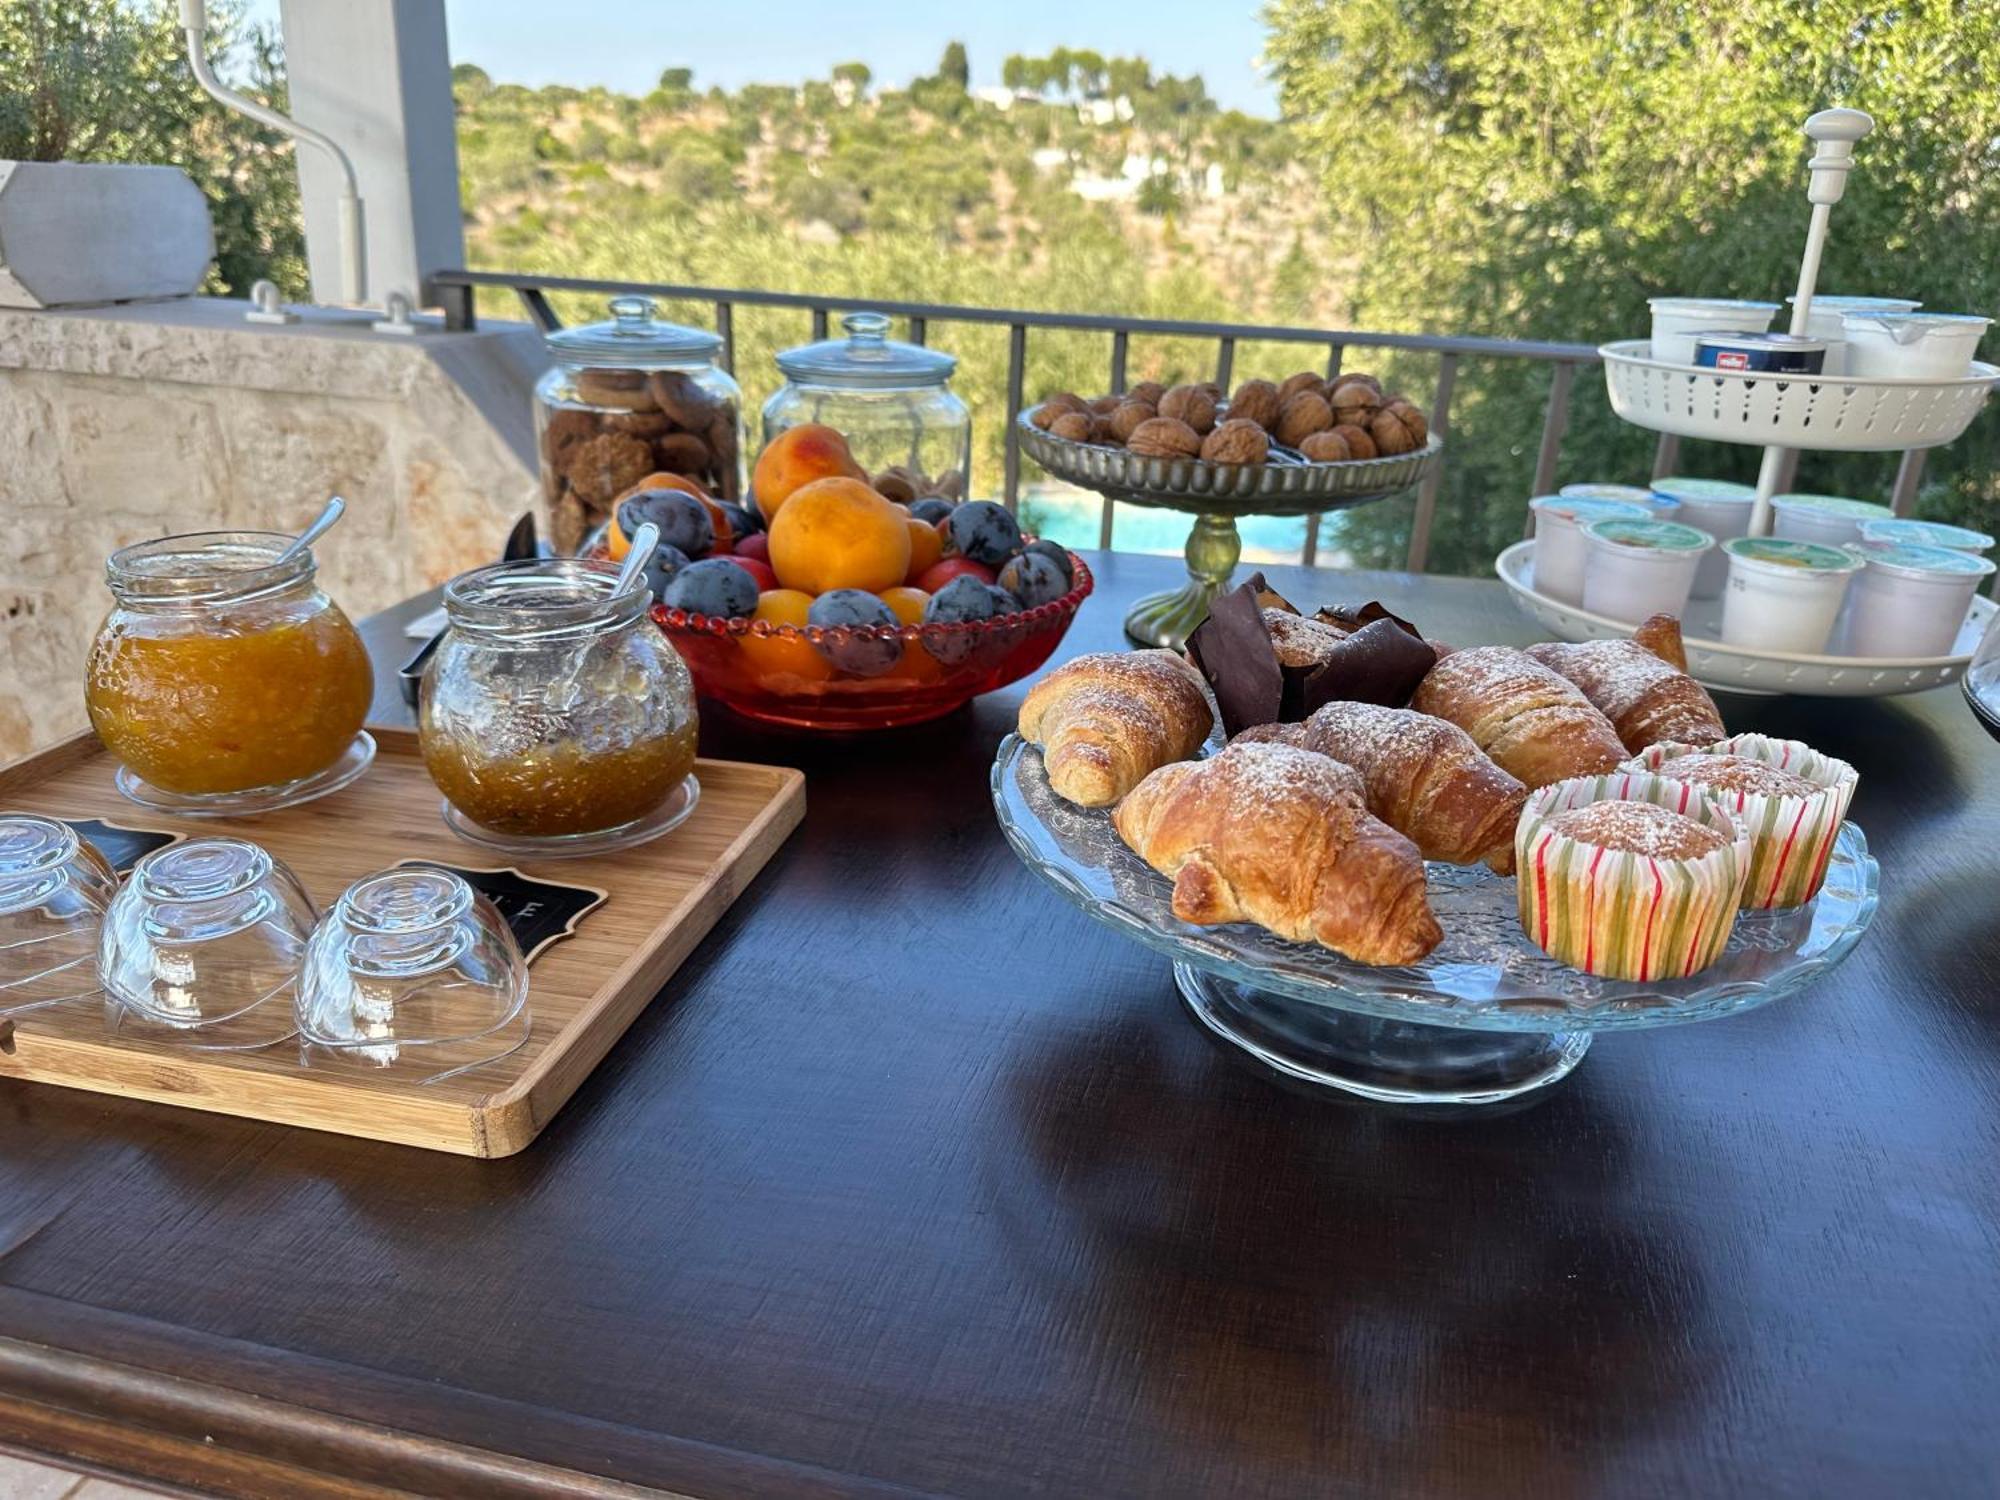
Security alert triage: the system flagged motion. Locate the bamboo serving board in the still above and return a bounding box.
[0,727,804,1157]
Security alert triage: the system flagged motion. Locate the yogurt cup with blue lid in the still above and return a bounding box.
[1650,477,1756,505]
[1528,496,1652,606]
[1859,517,1995,554]
[1651,478,1756,597]
[1557,482,1657,506]
[1770,493,1895,546]
[1719,538,1860,655]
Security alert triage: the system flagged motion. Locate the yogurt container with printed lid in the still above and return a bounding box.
[1529,495,1652,606]
[1858,517,1995,555]
[1841,311,1991,380]
[1769,493,1895,547]
[1581,517,1713,624]
[1838,540,1996,658]
[1694,332,1827,374]
[1650,477,1756,598]
[1648,298,1779,365]
[1719,537,1860,654]
[1787,295,1921,374]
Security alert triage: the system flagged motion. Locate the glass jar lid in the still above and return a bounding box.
[775,312,957,390]
[544,295,723,371]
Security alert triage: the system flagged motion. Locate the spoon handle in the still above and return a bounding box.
[276,495,346,564]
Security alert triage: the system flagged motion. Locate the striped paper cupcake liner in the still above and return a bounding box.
[1516,771,1752,982]
[1624,734,1858,910]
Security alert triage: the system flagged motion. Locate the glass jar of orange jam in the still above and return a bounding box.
[85,532,374,808]
[419,557,699,852]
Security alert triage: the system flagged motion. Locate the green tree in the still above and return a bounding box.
[1265,0,2000,569]
[939,41,970,91]
[832,61,871,98]
[658,66,694,93]
[0,0,305,297]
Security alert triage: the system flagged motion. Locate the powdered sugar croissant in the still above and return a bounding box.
[1018,650,1212,807]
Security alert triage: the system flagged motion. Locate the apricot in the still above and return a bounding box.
[739,588,832,684]
[752,423,866,523]
[877,588,943,682]
[877,586,931,625]
[903,517,943,582]
[767,477,912,595]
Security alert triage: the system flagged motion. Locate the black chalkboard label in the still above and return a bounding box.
[393,859,606,965]
[62,818,184,874]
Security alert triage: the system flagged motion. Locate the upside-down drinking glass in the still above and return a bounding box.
[0,815,118,1020]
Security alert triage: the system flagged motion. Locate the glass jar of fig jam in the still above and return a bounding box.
[85,532,375,813]
[419,557,699,855]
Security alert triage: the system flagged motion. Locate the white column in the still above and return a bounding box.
[276,0,464,308]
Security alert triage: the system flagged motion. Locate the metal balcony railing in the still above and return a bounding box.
[432,270,1934,572]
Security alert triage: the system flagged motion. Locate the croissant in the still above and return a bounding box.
[1523,617,1724,752]
[1112,741,1441,966]
[1237,700,1527,873]
[1410,646,1627,790]
[1018,650,1213,807]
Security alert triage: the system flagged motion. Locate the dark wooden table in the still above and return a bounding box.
[4,551,1997,1499]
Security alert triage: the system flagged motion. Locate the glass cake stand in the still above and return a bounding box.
[992,735,1880,1106]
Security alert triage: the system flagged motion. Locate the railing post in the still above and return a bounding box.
[1890,449,1927,516]
[1324,344,1344,380]
[1004,323,1027,513]
[1301,515,1321,567]
[437,280,476,332]
[517,285,560,334]
[1215,337,1235,392]
[810,308,829,341]
[1110,329,1129,394]
[715,301,735,377]
[1530,361,1576,498]
[1404,354,1459,573]
[908,316,927,346]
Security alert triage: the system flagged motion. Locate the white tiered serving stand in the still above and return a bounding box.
[1505,108,1999,696]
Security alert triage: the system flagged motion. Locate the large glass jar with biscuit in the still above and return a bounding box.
[761,313,971,506]
[85,531,376,814]
[418,556,700,857]
[534,296,745,555]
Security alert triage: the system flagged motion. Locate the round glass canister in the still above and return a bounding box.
[418,556,701,857]
[534,295,745,555]
[85,532,375,814]
[762,312,971,504]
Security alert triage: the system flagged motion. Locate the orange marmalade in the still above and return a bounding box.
[424,721,696,837]
[85,534,373,796]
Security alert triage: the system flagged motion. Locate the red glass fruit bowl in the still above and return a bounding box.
[654,553,1093,730]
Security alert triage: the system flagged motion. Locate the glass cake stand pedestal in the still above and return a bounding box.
[992,735,1880,1107]
[1016,417,1443,651]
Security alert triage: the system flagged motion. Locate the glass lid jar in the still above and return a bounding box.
[534,295,746,555]
[85,531,376,815]
[418,556,701,857]
[761,312,971,507]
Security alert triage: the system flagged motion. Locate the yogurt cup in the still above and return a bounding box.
[1529,495,1652,605]
[1838,540,1996,658]
[1858,517,1995,555]
[1694,332,1827,374]
[1558,483,1655,505]
[1581,518,1713,624]
[1840,311,1991,380]
[1787,295,1921,374]
[1719,537,1860,655]
[1769,493,1895,547]
[1650,477,1756,598]
[1648,298,1779,366]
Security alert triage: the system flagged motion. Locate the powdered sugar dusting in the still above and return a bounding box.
[1215,739,1366,808]
[1655,753,1817,799]
[1261,609,1348,667]
[1527,639,1679,717]
[1546,799,1727,859]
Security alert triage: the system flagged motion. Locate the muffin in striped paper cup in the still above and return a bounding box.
[1623,734,1858,910]
[1516,771,1751,981]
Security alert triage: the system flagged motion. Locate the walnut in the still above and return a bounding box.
[1369,400,1426,455]
[1033,392,1089,429]
[1226,379,1282,433]
[1198,381,1224,402]
[1200,418,1270,465]
[1329,379,1382,427]
[1332,371,1384,396]
[1274,391,1335,448]
[647,370,719,430]
[1330,422,1378,459]
[1089,394,1123,415]
[1106,399,1157,443]
[656,431,712,475]
[1050,411,1097,443]
[1381,397,1429,445]
[873,466,920,504]
[1277,371,1325,405]
[1298,429,1354,463]
[542,408,599,465]
[1125,380,1167,407]
[1126,416,1203,459]
[1158,384,1218,435]
[929,469,966,499]
[565,430,655,504]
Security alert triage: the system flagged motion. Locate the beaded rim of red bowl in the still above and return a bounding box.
[654,550,1094,650]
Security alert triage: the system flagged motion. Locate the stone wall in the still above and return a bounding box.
[0,297,544,760]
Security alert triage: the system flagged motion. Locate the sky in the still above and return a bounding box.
[241,1,1279,116]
